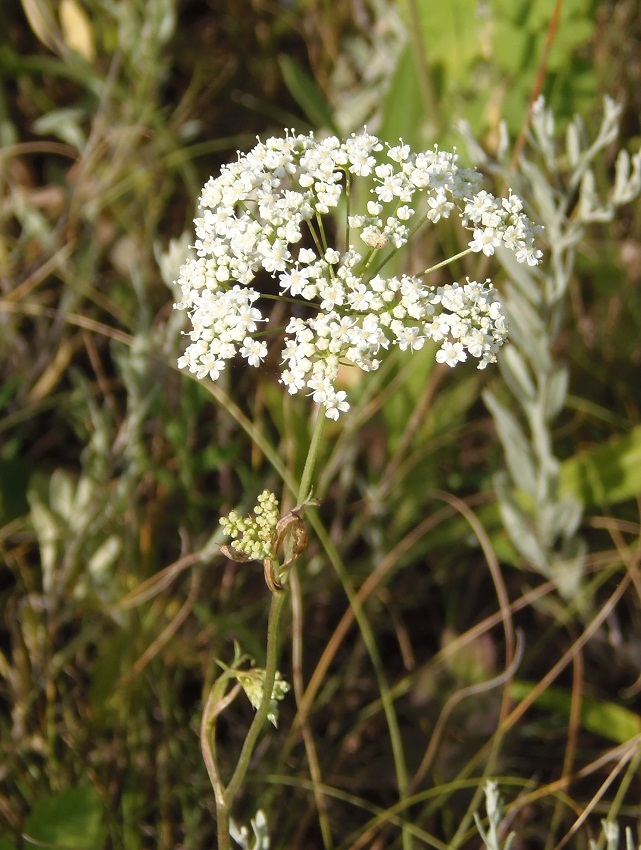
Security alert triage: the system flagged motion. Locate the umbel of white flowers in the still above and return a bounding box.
[174,130,542,419]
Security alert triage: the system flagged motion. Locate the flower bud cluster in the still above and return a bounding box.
[219,490,279,562]
[175,130,543,417]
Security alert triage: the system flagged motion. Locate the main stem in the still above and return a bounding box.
[297,406,326,504]
[224,588,288,803]
[214,408,327,848]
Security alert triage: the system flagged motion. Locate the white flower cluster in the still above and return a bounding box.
[175,130,543,418]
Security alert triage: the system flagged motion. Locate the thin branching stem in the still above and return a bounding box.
[223,589,289,805]
[208,409,328,847]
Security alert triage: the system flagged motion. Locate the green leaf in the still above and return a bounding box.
[0,458,31,521]
[560,424,641,507]
[408,0,482,81]
[32,106,88,149]
[88,629,132,728]
[520,158,559,225]
[496,247,543,307]
[483,390,537,497]
[527,0,565,30]
[28,497,59,587]
[492,20,530,72]
[542,366,569,422]
[499,345,536,406]
[121,785,146,850]
[494,474,547,572]
[24,786,105,849]
[510,681,641,743]
[278,55,339,134]
[548,19,595,66]
[378,44,425,148]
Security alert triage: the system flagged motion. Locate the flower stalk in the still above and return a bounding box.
[182,127,544,849]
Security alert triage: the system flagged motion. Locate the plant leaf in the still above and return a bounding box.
[24,787,105,849]
[560,424,641,507]
[278,55,339,133]
[510,681,641,744]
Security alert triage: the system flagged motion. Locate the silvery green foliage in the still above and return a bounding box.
[230,809,270,850]
[474,781,515,850]
[590,821,641,850]
[27,469,122,606]
[103,0,176,70]
[459,97,641,601]
[327,0,406,133]
[475,787,641,850]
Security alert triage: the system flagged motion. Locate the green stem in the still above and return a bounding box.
[223,588,288,804]
[285,407,333,846]
[416,248,473,278]
[201,674,243,850]
[217,807,231,850]
[308,515,413,850]
[344,169,352,251]
[209,407,328,847]
[201,677,241,806]
[290,565,334,849]
[298,406,327,503]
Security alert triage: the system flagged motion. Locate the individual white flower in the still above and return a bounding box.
[464,190,499,223]
[388,142,411,162]
[324,389,350,420]
[516,241,544,266]
[240,338,268,367]
[395,325,424,351]
[427,190,455,222]
[361,226,388,248]
[279,266,308,295]
[436,341,467,366]
[469,227,502,256]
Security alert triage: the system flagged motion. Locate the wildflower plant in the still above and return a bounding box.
[176,129,543,850]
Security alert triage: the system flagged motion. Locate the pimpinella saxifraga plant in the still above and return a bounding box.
[174,129,543,850]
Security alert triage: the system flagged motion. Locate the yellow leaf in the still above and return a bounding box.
[21,0,59,53]
[59,0,95,62]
